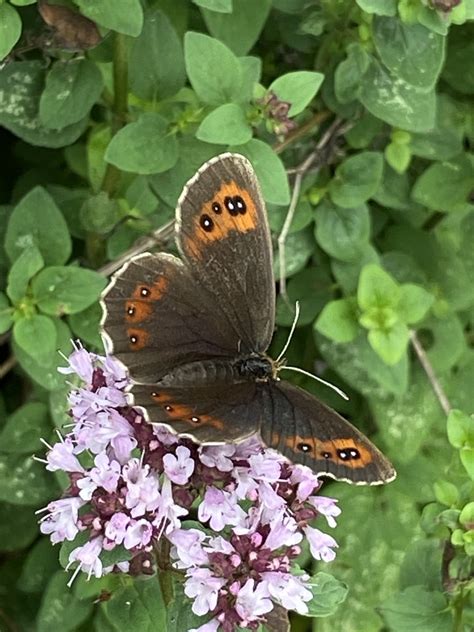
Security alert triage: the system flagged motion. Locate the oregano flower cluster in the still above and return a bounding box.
[38,344,341,631]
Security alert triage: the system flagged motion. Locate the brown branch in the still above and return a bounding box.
[0,356,16,380]
[98,220,175,276]
[273,110,331,155]
[277,118,346,304]
[410,330,452,415]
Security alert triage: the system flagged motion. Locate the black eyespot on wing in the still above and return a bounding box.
[212,202,222,214]
[297,442,311,453]
[200,214,214,232]
[224,196,238,216]
[234,195,246,214]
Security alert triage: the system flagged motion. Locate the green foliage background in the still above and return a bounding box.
[0,0,473,630]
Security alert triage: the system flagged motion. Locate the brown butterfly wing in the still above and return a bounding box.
[130,381,261,443]
[176,153,275,354]
[101,252,241,383]
[260,381,396,485]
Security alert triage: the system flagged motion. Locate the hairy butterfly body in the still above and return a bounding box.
[101,153,396,485]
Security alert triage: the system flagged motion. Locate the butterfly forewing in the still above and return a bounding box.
[176,153,275,354]
[101,252,240,383]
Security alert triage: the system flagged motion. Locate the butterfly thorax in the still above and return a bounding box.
[156,354,275,388]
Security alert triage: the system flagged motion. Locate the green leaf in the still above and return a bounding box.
[447,410,474,449]
[105,113,179,175]
[230,139,290,205]
[68,302,104,350]
[355,0,396,15]
[329,151,383,208]
[13,315,57,366]
[150,137,220,207]
[331,245,380,294]
[202,0,271,56]
[399,540,443,592]
[304,572,348,617]
[397,284,434,324]
[80,192,120,235]
[411,154,474,213]
[101,579,166,632]
[184,32,243,105]
[461,448,474,481]
[87,125,112,192]
[39,60,103,129]
[13,317,72,391]
[358,264,400,310]
[273,229,315,279]
[196,104,252,144]
[75,0,144,37]
[130,9,185,100]
[385,142,411,174]
[0,61,88,148]
[239,55,262,101]
[0,453,58,506]
[315,298,359,343]
[379,587,451,632]
[0,4,22,61]
[359,57,436,132]
[269,71,324,117]
[32,266,106,316]
[6,246,44,303]
[443,25,474,95]
[334,43,370,103]
[37,572,93,632]
[17,538,60,593]
[315,331,409,397]
[0,504,38,552]
[315,201,371,262]
[0,292,13,334]
[0,402,50,455]
[194,0,232,11]
[371,365,445,464]
[5,186,71,265]
[434,480,459,507]
[167,585,212,631]
[373,17,445,89]
[368,322,410,365]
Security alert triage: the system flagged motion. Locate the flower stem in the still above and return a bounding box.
[157,538,174,607]
[101,31,129,198]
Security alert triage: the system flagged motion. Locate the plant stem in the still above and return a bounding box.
[101,32,129,198]
[157,538,174,607]
[452,587,465,632]
[410,331,452,415]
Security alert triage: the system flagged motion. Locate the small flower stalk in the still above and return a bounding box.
[38,343,342,631]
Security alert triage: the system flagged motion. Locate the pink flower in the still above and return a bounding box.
[199,445,236,471]
[104,512,130,545]
[198,487,246,531]
[264,513,302,551]
[44,437,84,473]
[190,620,219,632]
[261,572,312,614]
[37,497,84,543]
[123,459,161,517]
[304,525,338,562]
[66,536,104,585]
[163,446,195,484]
[235,578,273,623]
[168,528,208,569]
[184,568,226,616]
[124,518,153,549]
[307,495,341,528]
[77,452,121,500]
[58,341,95,384]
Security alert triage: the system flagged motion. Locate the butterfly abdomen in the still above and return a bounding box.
[157,359,245,388]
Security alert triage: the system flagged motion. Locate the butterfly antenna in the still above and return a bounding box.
[276,301,300,363]
[279,365,349,401]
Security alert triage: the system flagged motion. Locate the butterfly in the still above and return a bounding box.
[100,153,396,485]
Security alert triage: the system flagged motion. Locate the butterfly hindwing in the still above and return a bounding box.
[176,153,275,354]
[259,381,396,485]
[130,381,261,444]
